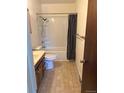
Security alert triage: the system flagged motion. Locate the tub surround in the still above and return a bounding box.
[41,47,67,61]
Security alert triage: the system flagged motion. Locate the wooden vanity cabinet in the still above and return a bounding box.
[35,54,45,92]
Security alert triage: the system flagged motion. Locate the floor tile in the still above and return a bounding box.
[38,61,81,93]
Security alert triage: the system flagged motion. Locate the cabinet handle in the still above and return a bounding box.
[37,68,40,72]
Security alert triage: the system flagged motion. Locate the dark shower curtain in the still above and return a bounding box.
[67,14,77,60]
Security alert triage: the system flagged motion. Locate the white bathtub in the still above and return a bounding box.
[43,47,67,61]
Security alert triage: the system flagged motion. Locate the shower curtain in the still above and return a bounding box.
[67,14,77,60]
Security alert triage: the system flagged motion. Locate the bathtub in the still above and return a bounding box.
[42,47,67,61]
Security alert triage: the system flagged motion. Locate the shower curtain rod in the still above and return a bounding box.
[36,12,77,15]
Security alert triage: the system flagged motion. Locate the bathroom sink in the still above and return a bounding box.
[32,50,45,65]
[33,51,41,55]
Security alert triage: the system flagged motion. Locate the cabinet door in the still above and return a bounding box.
[35,57,45,91]
[38,62,43,80]
[41,60,45,76]
[35,68,40,89]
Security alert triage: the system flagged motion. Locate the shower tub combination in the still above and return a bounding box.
[34,46,67,61]
[44,47,67,61]
[37,14,68,64]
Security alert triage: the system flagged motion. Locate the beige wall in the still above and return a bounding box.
[27,0,41,48]
[76,0,88,36]
[41,3,76,13]
[76,0,88,80]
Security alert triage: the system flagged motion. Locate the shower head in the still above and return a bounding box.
[40,16,48,22]
[43,18,47,21]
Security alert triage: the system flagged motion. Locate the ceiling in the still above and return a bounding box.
[41,0,76,4]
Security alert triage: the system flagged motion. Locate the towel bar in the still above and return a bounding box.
[76,34,85,40]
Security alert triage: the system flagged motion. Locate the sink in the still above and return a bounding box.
[32,50,45,65]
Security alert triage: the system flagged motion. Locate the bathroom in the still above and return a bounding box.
[27,0,97,93]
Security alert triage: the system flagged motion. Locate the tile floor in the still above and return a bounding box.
[38,61,81,93]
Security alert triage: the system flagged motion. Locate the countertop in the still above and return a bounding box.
[33,50,45,66]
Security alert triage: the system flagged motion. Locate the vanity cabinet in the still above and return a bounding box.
[34,54,45,92]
